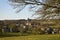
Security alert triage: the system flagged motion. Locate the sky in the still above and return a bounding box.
[0,0,35,20]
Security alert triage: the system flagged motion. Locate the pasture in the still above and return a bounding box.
[0,34,60,40]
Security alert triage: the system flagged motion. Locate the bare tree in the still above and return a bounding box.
[8,0,60,19]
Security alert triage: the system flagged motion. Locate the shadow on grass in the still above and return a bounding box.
[0,34,19,38]
[0,33,29,38]
[0,35,20,38]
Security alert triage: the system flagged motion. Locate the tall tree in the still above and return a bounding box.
[8,0,60,19]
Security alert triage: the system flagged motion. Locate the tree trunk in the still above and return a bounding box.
[10,28,12,32]
[2,29,4,33]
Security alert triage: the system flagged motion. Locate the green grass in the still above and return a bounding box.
[0,34,60,40]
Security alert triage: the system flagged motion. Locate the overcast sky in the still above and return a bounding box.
[0,0,35,20]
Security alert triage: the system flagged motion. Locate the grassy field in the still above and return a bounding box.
[0,34,60,40]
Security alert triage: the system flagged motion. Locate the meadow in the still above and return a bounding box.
[0,33,60,40]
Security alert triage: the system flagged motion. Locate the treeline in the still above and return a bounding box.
[0,19,60,34]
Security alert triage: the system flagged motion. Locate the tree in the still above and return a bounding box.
[8,22,15,32]
[8,0,60,19]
